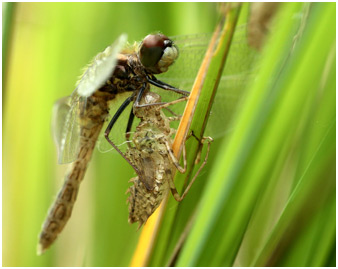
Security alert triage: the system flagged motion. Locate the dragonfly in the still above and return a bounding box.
[38,24,260,254]
[38,33,190,254]
[108,91,212,228]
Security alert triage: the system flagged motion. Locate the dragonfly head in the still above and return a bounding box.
[139,34,178,74]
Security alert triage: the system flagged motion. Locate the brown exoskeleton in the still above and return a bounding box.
[105,91,212,227]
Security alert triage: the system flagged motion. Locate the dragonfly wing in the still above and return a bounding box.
[205,24,260,139]
[76,33,128,97]
[160,25,248,91]
[53,34,129,163]
[52,93,82,164]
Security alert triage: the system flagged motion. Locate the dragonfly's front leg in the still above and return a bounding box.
[147,75,190,96]
[104,93,140,174]
[125,106,135,148]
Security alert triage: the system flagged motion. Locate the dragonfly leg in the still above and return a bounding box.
[125,106,135,147]
[158,96,189,108]
[104,93,140,174]
[147,75,190,96]
[191,133,213,164]
[167,134,213,202]
[164,107,180,117]
[161,96,188,122]
[165,140,187,174]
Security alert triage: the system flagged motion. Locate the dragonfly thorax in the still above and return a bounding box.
[98,54,149,96]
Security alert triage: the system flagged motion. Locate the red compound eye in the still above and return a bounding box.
[139,34,177,74]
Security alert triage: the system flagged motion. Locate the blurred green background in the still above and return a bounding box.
[3,2,217,266]
[3,2,335,267]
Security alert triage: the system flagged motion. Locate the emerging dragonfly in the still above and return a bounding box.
[38,23,259,254]
[38,33,189,254]
[109,91,212,227]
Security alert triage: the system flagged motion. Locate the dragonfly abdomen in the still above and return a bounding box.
[38,98,109,254]
[38,171,81,253]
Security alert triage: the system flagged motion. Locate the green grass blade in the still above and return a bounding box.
[2,2,15,92]
[176,2,331,266]
[250,3,335,266]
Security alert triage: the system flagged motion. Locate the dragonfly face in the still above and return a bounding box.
[139,34,179,74]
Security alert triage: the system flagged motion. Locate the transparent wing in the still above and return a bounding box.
[52,93,82,164]
[206,24,260,139]
[76,33,128,97]
[156,24,261,139]
[54,87,133,164]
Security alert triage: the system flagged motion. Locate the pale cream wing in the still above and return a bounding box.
[76,33,128,97]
